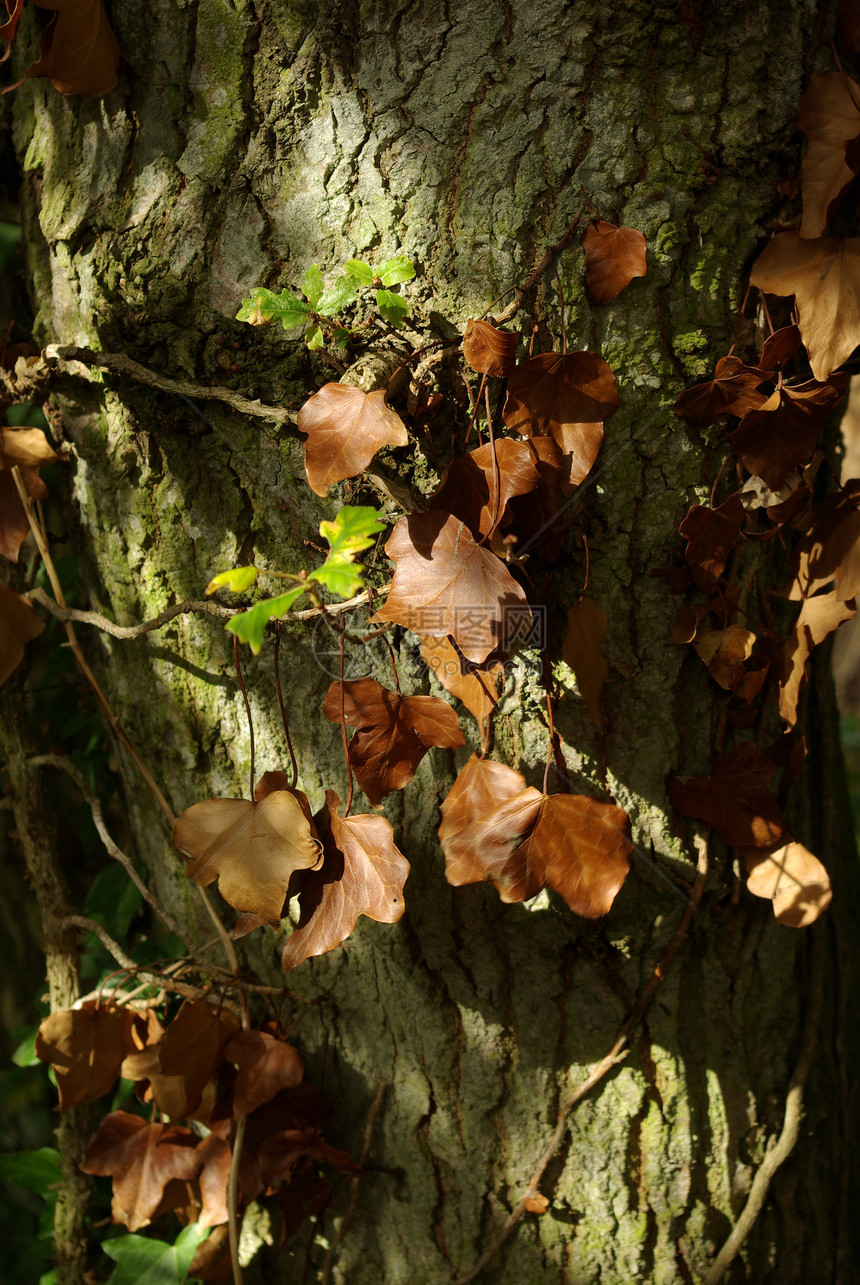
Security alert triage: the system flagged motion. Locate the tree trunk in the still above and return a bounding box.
[6,0,860,1281]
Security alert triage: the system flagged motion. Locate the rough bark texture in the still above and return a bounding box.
[6,0,860,1281]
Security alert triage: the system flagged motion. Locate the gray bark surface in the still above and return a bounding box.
[7,0,860,1281]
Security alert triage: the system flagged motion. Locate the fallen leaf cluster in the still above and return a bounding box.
[35,998,356,1269]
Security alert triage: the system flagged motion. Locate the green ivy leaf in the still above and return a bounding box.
[0,1148,61,1196]
[320,506,385,558]
[379,255,416,287]
[11,1026,39,1067]
[305,323,324,350]
[333,327,352,349]
[307,553,365,598]
[84,864,142,940]
[226,587,308,653]
[102,1223,209,1285]
[205,566,258,596]
[376,289,409,327]
[344,258,374,287]
[236,287,310,330]
[302,264,324,308]
[317,274,360,316]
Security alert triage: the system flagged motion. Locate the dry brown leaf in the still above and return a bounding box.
[502,351,617,486]
[759,324,803,371]
[371,510,531,664]
[746,841,832,926]
[433,437,542,539]
[281,790,410,969]
[694,624,755,690]
[797,71,860,238]
[678,493,745,592]
[419,634,505,730]
[297,383,408,496]
[462,318,518,377]
[750,232,860,382]
[672,356,771,427]
[0,427,58,469]
[667,742,787,848]
[0,466,47,562]
[788,477,860,600]
[8,0,122,97]
[561,596,608,726]
[778,590,856,725]
[439,754,543,888]
[156,1000,241,1118]
[322,677,464,803]
[80,1112,202,1231]
[0,581,44,685]
[225,1029,304,1115]
[35,1001,137,1112]
[524,1193,550,1214]
[581,220,647,303]
[173,792,322,923]
[730,377,847,490]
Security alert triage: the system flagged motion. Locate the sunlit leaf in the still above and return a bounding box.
[226,588,307,653]
[236,287,310,330]
[205,566,258,596]
[302,264,324,308]
[379,256,416,287]
[344,259,374,286]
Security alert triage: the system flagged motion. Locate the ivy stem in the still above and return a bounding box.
[339,621,355,817]
[464,371,487,447]
[274,624,299,788]
[233,636,255,802]
[554,262,567,355]
[484,379,503,541]
[382,631,402,696]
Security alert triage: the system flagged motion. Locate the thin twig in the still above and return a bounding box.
[494,197,589,327]
[702,927,824,1285]
[28,587,233,637]
[275,624,299,788]
[452,833,710,1285]
[321,1083,387,1284]
[43,344,296,426]
[233,636,255,802]
[59,916,221,1001]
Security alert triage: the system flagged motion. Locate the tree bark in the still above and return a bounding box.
[7,0,860,1281]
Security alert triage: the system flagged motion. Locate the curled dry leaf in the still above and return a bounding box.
[225,1029,304,1115]
[173,791,323,922]
[581,220,647,303]
[672,356,771,427]
[750,232,860,382]
[419,634,505,730]
[746,841,832,926]
[80,1112,201,1232]
[433,437,542,540]
[0,426,58,468]
[462,318,518,377]
[778,590,856,726]
[730,377,847,490]
[439,755,632,916]
[281,790,410,969]
[8,0,122,97]
[678,493,745,592]
[667,742,788,848]
[694,624,755,690]
[788,478,860,601]
[371,510,531,664]
[502,351,617,487]
[797,71,860,239]
[35,1001,138,1112]
[297,383,408,496]
[0,465,47,562]
[322,677,464,803]
[759,324,803,371]
[561,596,608,727]
[156,1000,241,1118]
[0,581,44,685]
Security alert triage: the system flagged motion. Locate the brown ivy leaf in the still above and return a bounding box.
[502,351,617,486]
[0,466,47,562]
[581,220,647,303]
[462,318,518,377]
[258,1129,359,1190]
[297,383,408,496]
[759,325,803,371]
[433,438,542,539]
[281,790,410,969]
[439,754,543,888]
[694,624,755,690]
[0,0,25,45]
[195,1133,232,1229]
[371,510,531,664]
[80,1112,202,1231]
[0,581,44,685]
[0,427,58,469]
[667,742,788,848]
[562,596,608,727]
[419,634,505,730]
[672,356,772,427]
[678,493,745,592]
[173,791,322,922]
[778,590,856,725]
[188,1225,231,1281]
[7,0,122,97]
[797,71,860,238]
[156,1000,241,1118]
[35,1001,137,1112]
[746,841,832,926]
[788,478,860,600]
[225,1029,304,1115]
[502,435,567,558]
[750,232,860,382]
[730,377,848,490]
[322,677,464,803]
